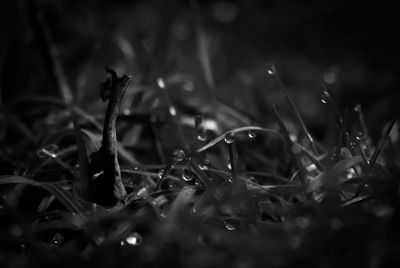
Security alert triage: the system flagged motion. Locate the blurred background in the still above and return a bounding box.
[1,0,399,142]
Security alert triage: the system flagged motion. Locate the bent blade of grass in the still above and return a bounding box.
[195,126,281,153]
[369,113,399,168]
[307,155,363,192]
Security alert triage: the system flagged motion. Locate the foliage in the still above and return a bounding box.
[1,1,400,267]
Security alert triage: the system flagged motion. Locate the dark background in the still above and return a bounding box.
[1,0,399,140]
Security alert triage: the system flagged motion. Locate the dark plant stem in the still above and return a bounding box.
[98,67,132,204]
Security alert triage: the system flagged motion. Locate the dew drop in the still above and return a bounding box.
[157,78,166,89]
[267,64,276,75]
[125,232,142,246]
[51,232,64,245]
[195,115,207,142]
[197,133,207,142]
[224,132,235,144]
[354,104,361,113]
[224,220,237,231]
[36,144,59,158]
[356,132,363,140]
[173,149,186,162]
[199,159,210,170]
[321,91,330,104]
[247,130,256,139]
[182,168,195,182]
[158,169,164,179]
[169,106,177,117]
[227,163,232,170]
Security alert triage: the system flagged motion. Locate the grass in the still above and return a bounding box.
[1,65,399,267]
[1,3,400,268]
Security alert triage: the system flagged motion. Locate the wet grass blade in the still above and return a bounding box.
[369,113,399,168]
[307,155,363,192]
[196,126,281,153]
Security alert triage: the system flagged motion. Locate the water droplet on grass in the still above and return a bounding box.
[51,233,64,245]
[267,64,276,75]
[247,130,256,138]
[195,115,207,142]
[199,159,210,170]
[224,220,237,231]
[321,91,330,104]
[197,134,207,142]
[173,149,186,162]
[182,168,194,181]
[169,106,177,117]
[356,132,363,140]
[125,232,142,246]
[224,132,235,144]
[157,78,166,89]
[158,169,164,179]
[36,144,59,158]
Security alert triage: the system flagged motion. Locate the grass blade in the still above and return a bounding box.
[369,114,398,167]
[272,106,307,186]
[272,66,317,153]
